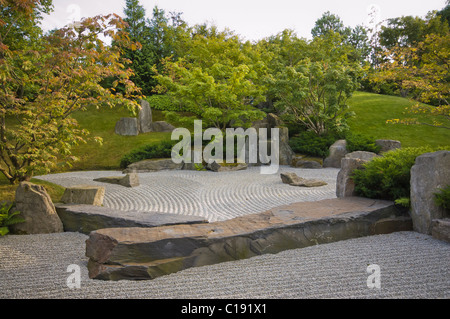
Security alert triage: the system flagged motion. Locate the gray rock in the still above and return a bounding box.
[85,197,410,280]
[123,158,183,173]
[292,160,322,169]
[115,117,139,136]
[150,121,176,133]
[278,126,294,166]
[410,150,450,234]
[94,173,139,188]
[60,185,105,206]
[375,139,401,153]
[267,113,284,129]
[138,99,153,133]
[336,151,380,198]
[323,140,348,168]
[10,182,63,235]
[280,172,327,187]
[56,204,208,234]
[431,219,450,243]
[206,161,248,172]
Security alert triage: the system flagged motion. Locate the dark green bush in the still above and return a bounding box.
[120,140,177,169]
[345,132,381,154]
[289,131,337,158]
[434,185,450,210]
[352,146,448,201]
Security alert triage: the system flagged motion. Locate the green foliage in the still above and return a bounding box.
[352,146,449,201]
[0,202,25,236]
[434,185,450,210]
[394,197,411,208]
[146,95,178,111]
[154,25,267,130]
[289,131,337,158]
[345,132,381,153]
[266,30,361,136]
[120,140,177,168]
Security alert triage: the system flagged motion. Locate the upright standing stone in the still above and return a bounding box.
[11,182,63,234]
[336,151,379,198]
[410,150,450,234]
[115,117,139,136]
[138,99,153,133]
[324,140,348,168]
[278,127,294,166]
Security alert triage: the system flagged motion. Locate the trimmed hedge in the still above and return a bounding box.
[352,146,449,202]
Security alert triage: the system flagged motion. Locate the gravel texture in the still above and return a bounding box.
[36,167,340,222]
[0,231,448,299]
[1,168,449,299]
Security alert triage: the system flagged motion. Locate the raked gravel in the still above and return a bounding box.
[1,168,449,299]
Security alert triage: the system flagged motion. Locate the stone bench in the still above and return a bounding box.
[85,197,412,281]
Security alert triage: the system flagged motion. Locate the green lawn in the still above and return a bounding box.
[348,92,450,148]
[67,105,173,171]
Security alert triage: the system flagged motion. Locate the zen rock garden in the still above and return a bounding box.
[8,108,449,280]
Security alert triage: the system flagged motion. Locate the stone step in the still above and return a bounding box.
[56,204,208,235]
[85,197,412,281]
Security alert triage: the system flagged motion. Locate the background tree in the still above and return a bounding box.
[0,2,141,184]
[154,25,267,130]
[267,31,361,135]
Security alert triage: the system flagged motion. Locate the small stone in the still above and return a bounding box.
[60,185,105,206]
[280,172,327,187]
[94,173,139,188]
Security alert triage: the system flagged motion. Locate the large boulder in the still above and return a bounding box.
[138,99,153,133]
[336,151,379,198]
[410,150,450,234]
[115,117,139,136]
[323,140,348,168]
[10,182,63,234]
[123,158,183,173]
[375,139,401,153]
[60,185,105,206]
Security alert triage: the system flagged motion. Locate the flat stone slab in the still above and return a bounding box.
[85,197,412,281]
[56,204,208,234]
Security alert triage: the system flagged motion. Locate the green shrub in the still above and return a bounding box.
[352,146,448,201]
[289,131,337,158]
[345,132,381,154]
[146,95,179,112]
[0,202,24,236]
[120,140,177,169]
[434,185,450,210]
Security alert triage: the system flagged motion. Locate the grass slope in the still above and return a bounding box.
[348,92,450,148]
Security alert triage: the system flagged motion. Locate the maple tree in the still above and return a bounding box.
[0,0,141,184]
